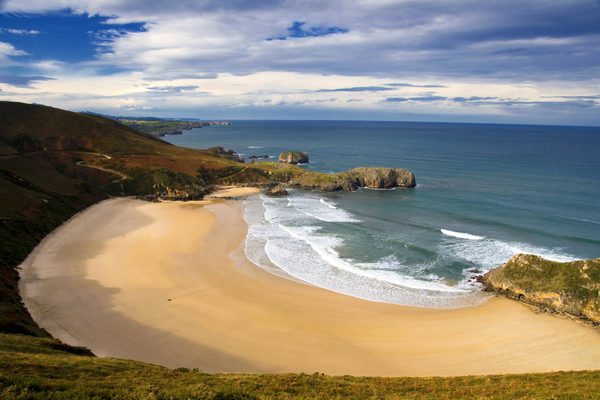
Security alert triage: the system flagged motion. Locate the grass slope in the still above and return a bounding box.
[2,333,600,400]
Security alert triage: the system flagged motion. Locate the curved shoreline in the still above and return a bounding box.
[19,195,600,376]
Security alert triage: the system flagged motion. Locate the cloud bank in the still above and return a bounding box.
[0,0,598,125]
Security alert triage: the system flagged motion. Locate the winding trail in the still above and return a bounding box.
[0,150,129,183]
[75,160,129,183]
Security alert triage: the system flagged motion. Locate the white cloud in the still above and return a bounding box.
[0,41,27,63]
[0,0,599,124]
[0,28,42,35]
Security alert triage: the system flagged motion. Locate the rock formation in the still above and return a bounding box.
[291,167,416,192]
[265,183,288,197]
[482,254,600,324]
[348,167,416,189]
[208,146,243,163]
[279,151,309,164]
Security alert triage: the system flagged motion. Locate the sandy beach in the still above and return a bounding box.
[19,191,600,376]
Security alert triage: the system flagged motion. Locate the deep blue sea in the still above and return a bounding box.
[166,121,600,307]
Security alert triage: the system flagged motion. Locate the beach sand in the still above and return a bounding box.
[19,193,600,376]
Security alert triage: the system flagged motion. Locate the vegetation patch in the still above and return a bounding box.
[483,254,600,323]
[2,333,600,399]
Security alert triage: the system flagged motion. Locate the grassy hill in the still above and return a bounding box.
[3,333,600,400]
[1,101,599,399]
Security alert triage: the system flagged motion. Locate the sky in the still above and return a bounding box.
[0,0,599,125]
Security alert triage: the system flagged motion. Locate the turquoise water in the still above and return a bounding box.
[166,121,600,307]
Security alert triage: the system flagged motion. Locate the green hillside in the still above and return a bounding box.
[3,333,600,400]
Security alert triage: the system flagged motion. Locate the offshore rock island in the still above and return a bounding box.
[278,150,309,164]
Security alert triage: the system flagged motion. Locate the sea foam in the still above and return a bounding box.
[440,234,577,269]
[244,193,486,308]
[441,229,485,241]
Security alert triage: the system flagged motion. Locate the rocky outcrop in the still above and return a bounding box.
[482,254,600,324]
[347,167,416,189]
[207,146,243,163]
[123,168,208,201]
[265,183,288,197]
[150,183,206,201]
[279,151,309,164]
[291,167,416,192]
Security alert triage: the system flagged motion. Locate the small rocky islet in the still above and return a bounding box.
[278,150,309,164]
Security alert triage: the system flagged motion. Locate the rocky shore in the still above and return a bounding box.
[291,167,416,192]
[482,254,600,325]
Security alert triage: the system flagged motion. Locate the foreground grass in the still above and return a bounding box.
[1,334,599,399]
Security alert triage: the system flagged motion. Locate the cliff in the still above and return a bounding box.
[291,167,416,191]
[482,254,600,324]
[348,167,416,189]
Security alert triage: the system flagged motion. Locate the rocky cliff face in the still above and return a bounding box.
[279,151,309,164]
[482,254,600,324]
[291,167,416,191]
[207,146,243,163]
[149,183,206,201]
[348,167,416,189]
[264,183,288,197]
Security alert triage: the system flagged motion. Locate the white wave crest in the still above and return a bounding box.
[287,196,360,223]
[319,198,338,209]
[441,229,485,241]
[440,236,578,270]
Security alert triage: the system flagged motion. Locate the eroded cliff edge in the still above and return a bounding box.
[482,254,600,324]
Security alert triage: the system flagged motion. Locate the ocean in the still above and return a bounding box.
[165,120,600,308]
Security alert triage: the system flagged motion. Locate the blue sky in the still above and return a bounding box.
[0,12,144,63]
[0,0,599,125]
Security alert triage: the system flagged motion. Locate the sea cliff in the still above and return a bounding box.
[482,254,600,324]
[291,167,416,191]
